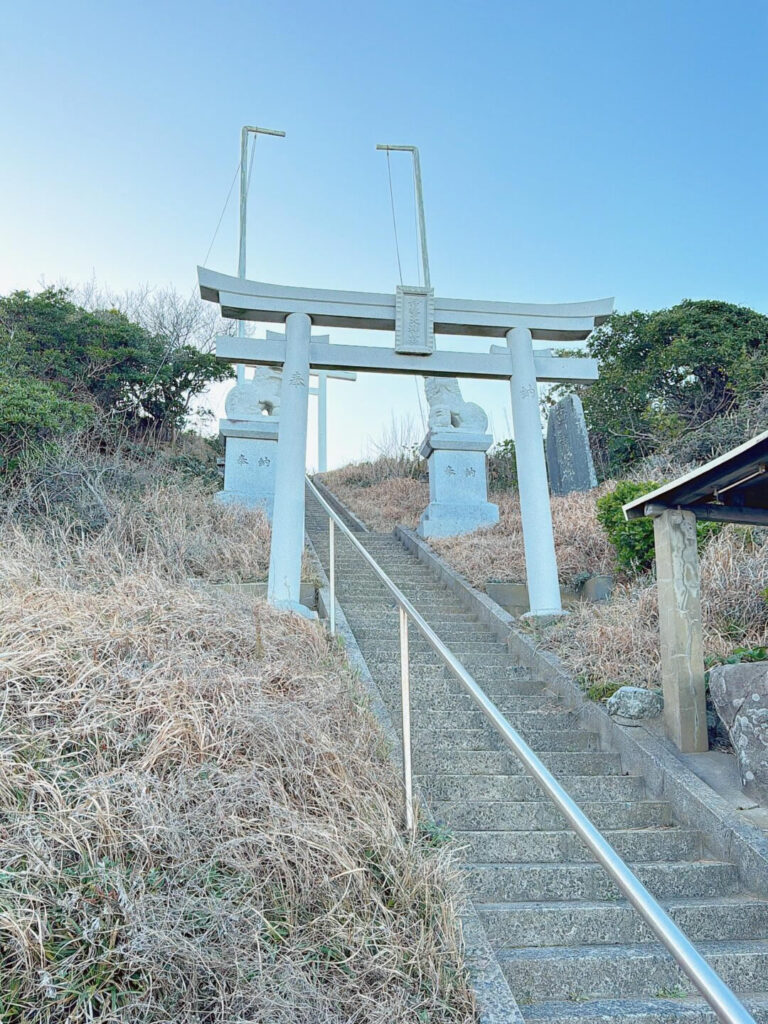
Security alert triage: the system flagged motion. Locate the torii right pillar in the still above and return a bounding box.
[507,326,563,618]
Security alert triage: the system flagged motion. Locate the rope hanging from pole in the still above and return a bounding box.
[385,150,404,286]
[202,159,241,267]
[246,132,258,194]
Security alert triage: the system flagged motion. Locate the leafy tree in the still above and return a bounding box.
[488,438,517,491]
[0,288,232,438]
[578,300,768,475]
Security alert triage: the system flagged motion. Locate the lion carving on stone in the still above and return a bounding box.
[423,376,488,433]
[225,366,283,420]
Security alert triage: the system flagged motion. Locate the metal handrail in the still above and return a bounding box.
[306,475,756,1024]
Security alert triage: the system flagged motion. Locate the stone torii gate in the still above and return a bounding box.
[309,368,357,473]
[199,267,612,617]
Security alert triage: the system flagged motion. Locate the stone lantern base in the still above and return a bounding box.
[215,418,279,518]
[417,430,499,539]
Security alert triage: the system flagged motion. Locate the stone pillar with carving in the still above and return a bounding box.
[417,377,499,539]
[216,363,282,517]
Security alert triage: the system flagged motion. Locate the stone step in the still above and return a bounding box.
[417,773,645,805]
[375,673,545,698]
[351,624,497,642]
[463,860,740,904]
[408,708,578,733]
[432,799,673,831]
[411,725,599,752]
[453,827,703,864]
[369,663,460,683]
[356,637,508,654]
[405,693,559,715]
[340,594,462,609]
[338,581,452,595]
[365,664,544,696]
[359,646,512,666]
[413,749,623,778]
[519,995,768,1024]
[478,895,768,948]
[364,650,528,669]
[497,941,768,1003]
[373,677,545,702]
[330,565,436,580]
[346,605,479,620]
[441,674,546,695]
[337,581,446,595]
[348,621,489,639]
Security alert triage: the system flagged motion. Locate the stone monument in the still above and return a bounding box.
[545,392,597,496]
[709,663,768,793]
[417,377,499,538]
[216,362,282,516]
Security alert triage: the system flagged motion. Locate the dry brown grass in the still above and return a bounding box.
[1,438,312,584]
[541,526,768,691]
[320,464,429,534]
[432,489,616,589]
[321,463,615,587]
[0,452,474,1023]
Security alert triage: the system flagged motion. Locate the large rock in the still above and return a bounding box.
[607,685,664,724]
[709,662,768,791]
[545,393,597,496]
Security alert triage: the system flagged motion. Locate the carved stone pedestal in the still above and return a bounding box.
[216,418,279,517]
[417,430,499,539]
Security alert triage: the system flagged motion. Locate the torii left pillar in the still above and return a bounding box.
[267,312,314,617]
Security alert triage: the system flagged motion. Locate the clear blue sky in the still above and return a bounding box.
[1,0,766,467]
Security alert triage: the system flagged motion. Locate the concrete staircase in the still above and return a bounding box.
[305,489,768,1022]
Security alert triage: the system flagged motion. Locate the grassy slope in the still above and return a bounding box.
[319,462,768,693]
[0,447,475,1023]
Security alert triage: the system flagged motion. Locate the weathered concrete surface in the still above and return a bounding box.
[507,326,562,616]
[607,685,664,724]
[545,392,597,496]
[710,662,768,793]
[653,507,708,752]
[487,577,614,617]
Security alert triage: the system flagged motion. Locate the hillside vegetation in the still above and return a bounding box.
[0,446,474,1023]
[0,282,475,1023]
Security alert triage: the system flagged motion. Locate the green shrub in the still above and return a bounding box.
[597,479,720,574]
[488,438,517,491]
[0,373,93,473]
[596,481,660,573]
[706,646,768,668]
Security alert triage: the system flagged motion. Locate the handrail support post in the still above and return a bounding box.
[329,519,336,635]
[399,606,414,831]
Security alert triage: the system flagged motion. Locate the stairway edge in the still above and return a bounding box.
[394,523,768,895]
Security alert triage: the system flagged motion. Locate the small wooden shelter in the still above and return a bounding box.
[623,429,768,753]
